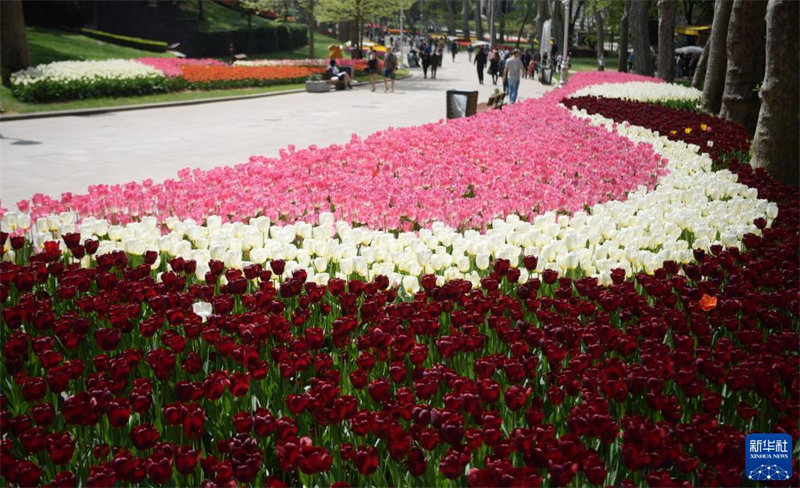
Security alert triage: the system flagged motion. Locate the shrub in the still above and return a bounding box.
[80,28,168,53]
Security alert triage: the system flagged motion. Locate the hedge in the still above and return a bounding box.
[81,28,168,53]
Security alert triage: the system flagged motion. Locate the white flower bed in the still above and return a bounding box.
[571,81,702,103]
[11,59,164,86]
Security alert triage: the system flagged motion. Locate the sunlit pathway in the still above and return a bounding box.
[0,53,554,206]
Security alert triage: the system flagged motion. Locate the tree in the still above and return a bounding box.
[550,0,564,56]
[657,0,677,82]
[1,0,29,86]
[750,0,799,185]
[691,41,709,88]
[475,0,484,40]
[462,0,471,39]
[444,0,457,37]
[701,0,733,113]
[718,0,767,132]
[617,0,630,72]
[488,0,498,46]
[591,0,604,63]
[317,0,386,51]
[630,0,653,75]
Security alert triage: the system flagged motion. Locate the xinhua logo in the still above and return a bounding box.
[745,433,792,481]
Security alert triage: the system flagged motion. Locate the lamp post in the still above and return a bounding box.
[560,0,570,85]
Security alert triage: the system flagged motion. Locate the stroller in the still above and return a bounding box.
[407,50,419,68]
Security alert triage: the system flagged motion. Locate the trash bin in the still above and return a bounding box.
[446,90,478,119]
[539,66,553,85]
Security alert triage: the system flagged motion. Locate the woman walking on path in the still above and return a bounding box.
[430,48,441,79]
[474,47,487,84]
[420,43,431,79]
[488,50,501,85]
[367,49,379,91]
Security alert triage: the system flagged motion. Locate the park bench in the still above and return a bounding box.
[477,92,507,112]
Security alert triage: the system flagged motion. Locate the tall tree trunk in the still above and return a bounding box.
[751,0,799,185]
[516,1,531,48]
[630,0,653,75]
[198,0,204,20]
[617,0,630,72]
[692,41,709,88]
[1,0,29,86]
[536,0,548,49]
[658,0,677,82]
[719,0,767,131]
[568,0,584,49]
[308,19,315,59]
[445,0,457,37]
[489,0,497,46]
[475,0,484,40]
[550,0,564,55]
[594,4,604,62]
[702,0,733,113]
[462,0,471,39]
[498,5,505,43]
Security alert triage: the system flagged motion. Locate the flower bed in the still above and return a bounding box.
[235,59,371,72]
[136,58,226,78]
[570,81,701,107]
[1,73,797,487]
[179,65,325,88]
[564,95,752,165]
[9,60,175,103]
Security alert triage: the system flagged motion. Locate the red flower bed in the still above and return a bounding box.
[563,96,752,165]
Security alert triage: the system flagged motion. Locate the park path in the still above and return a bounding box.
[0,53,554,207]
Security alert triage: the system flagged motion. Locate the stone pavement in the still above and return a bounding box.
[0,54,554,207]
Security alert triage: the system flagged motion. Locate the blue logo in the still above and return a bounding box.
[746,433,792,481]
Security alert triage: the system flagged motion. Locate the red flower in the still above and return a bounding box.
[353,446,379,476]
[130,424,160,450]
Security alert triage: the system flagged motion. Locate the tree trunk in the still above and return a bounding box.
[658,0,677,82]
[536,0,548,49]
[498,5,505,43]
[489,0,497,46]
[445,0,457,37]
[550,0,563,55]
[568,0,584,49]
[198,0,204,21]
[719,0,767,132]
[308,19,315,59]
[630,0,653,75]
[475,0,484,40]
[691,41,709,88]
[751,0,799,185]
[617,0,630,72]
[702,0,733,113]
[1,0,29,86]
[594,5,604,61]
[462,0,471,39]
[516,2,531,48]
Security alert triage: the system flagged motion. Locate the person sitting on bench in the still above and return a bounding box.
[326,59,352,90]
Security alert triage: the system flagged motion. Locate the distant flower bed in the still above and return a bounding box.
[9,59,328,103]
[235,59,371,71]
[136,57,226,77]
[9,60,174,103]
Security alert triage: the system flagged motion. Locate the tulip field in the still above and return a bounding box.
[1,72,798,487]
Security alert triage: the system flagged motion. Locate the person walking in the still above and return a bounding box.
[367,48,379,91]
[450,40,458,62]
[467,43,474,62]
[430,47,440,79]
[474,46,487,84]
[488,50,501,85]
[383,46,398,92]
[420,42,431,79]
[503,48,524,103]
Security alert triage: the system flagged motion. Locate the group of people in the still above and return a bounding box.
[326,45,399,93]
[472,46,535,103]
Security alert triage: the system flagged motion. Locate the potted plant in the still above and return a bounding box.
[305,73,330,93]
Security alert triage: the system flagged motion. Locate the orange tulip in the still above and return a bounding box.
[699,294,717,312]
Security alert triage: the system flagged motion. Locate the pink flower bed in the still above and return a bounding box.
[7,73,667,229]
[136,58,226,77]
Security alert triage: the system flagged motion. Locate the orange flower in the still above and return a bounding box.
[699,294,717,312]
[180,65,324,83]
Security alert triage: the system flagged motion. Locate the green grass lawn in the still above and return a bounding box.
[173,0,279,32]
[26,26,174,66]
[569,56,620,72]
[254,33,342,60]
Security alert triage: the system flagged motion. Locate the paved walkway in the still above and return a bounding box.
[0,55,554,207]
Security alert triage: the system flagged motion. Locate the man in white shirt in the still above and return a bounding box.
[503,49,524,103]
